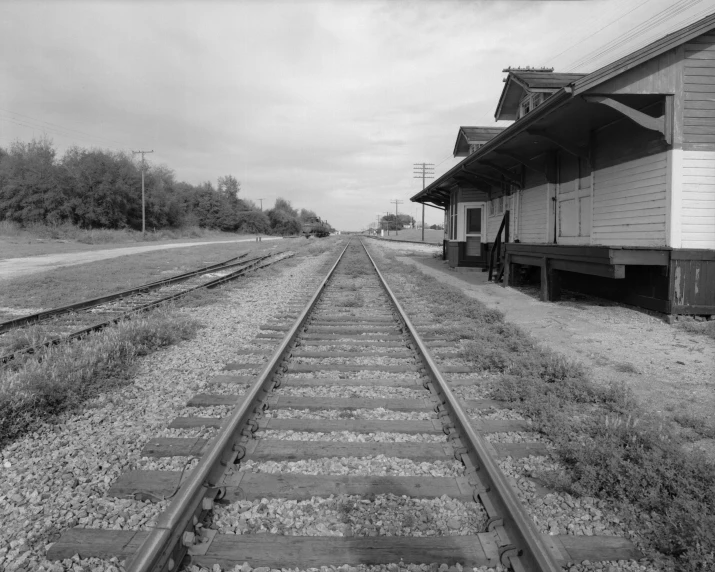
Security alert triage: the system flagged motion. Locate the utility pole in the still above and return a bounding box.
[385,211,391,236]
[257,198,264,211]
[390,199,404,235]
[413,162,434,242]
[132,150,154,238]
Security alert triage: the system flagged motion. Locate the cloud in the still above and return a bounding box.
[0,0,708,229]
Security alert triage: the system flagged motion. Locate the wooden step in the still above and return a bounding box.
[209,375,420,387]
[232,349,273,356]
[287,364,420,373]
[46,529,642,567]
[109,471,474,502]
[298,340,407,347]
[140,438,548,460]
[307,326,402,334]
[209,375,421,388]
[186,394,433,410]
[312,317,395,323]
[300,334,407,341]
[169,417,440,433]
[247,440,453,462]
[291,351,413,358]
[186,393,502,412]
[167,417,530,435]
[223,363,264,371]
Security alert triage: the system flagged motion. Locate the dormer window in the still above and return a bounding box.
[518,93,544,119]
[468,143,483,155]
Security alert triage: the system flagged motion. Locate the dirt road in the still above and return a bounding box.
[0,237,282,281]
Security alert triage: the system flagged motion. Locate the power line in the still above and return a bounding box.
[0,108,129,151]
[549,0,654,64]
[564,0,705,71]
[413,162,435,242]
[567,0,700,70]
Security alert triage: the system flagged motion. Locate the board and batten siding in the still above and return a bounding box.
[518,170,549,243]
[592,120,668,247]
[681,32,715,248]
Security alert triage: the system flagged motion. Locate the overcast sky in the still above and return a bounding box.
[1,0,713,230]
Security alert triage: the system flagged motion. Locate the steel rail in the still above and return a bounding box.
[0,253,250,334]
[126,240,351,572]
[0,252,289,365]
[360,239,561,572]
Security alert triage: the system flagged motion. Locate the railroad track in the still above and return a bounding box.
[47,239,642,571]
[0,250,293,364]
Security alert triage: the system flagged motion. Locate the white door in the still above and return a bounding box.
[557,153,592,244]
[460,202,486,259]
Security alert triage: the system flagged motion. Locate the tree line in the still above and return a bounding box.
[0,137,329,235]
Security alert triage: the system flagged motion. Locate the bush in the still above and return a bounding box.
[0,308,200,448]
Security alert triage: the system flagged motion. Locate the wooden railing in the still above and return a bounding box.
[488,210,509,282]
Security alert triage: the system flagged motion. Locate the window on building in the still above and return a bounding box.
[449,201,458,240]
[518,93,545,119]
[466,207,482,234]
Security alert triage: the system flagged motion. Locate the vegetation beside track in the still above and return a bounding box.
[371,244,715,572]
[0,308,200,449]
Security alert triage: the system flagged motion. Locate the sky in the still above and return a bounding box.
[1,0,714,231]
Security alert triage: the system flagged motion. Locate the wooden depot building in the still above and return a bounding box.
[411,14,715,316]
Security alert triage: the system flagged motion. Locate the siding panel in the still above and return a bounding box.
[681,31,715,246]
[684,33,715,149]
[680,149,715,248]
[592,119,667,247]
[518,170,548,243]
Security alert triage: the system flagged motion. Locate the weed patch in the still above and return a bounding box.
[0,308,201,449]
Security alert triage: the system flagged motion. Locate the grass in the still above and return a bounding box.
[676,319,715,341]
[0,221,258,261]
[371,244,715,572]
[0,307,201,449]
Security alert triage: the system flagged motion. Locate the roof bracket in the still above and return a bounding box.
[481,161,522,188]
[461,165,502,187]
[526,129,589,160]
[582,94,672,144]
[493,150,548,179]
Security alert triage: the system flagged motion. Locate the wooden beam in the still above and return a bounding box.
[460,165,502,187]
[493,150,548,177]
[481,160,522,188]
[582,95,671,144]
[526,129,589,160]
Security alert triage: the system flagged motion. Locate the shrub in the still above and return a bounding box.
[0,308,200,448]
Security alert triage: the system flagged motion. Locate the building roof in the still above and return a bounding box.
[510,71,586,90]
[411,11,715,210]
[495,71,587,121]
[453,126,507,157]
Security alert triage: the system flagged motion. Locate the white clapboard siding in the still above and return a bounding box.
[592,148,667,247]
[684,33,715,146]
[518,171,548,243]
[682,33,715,247]
[681,150,715,248]
[486,212,503,243]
